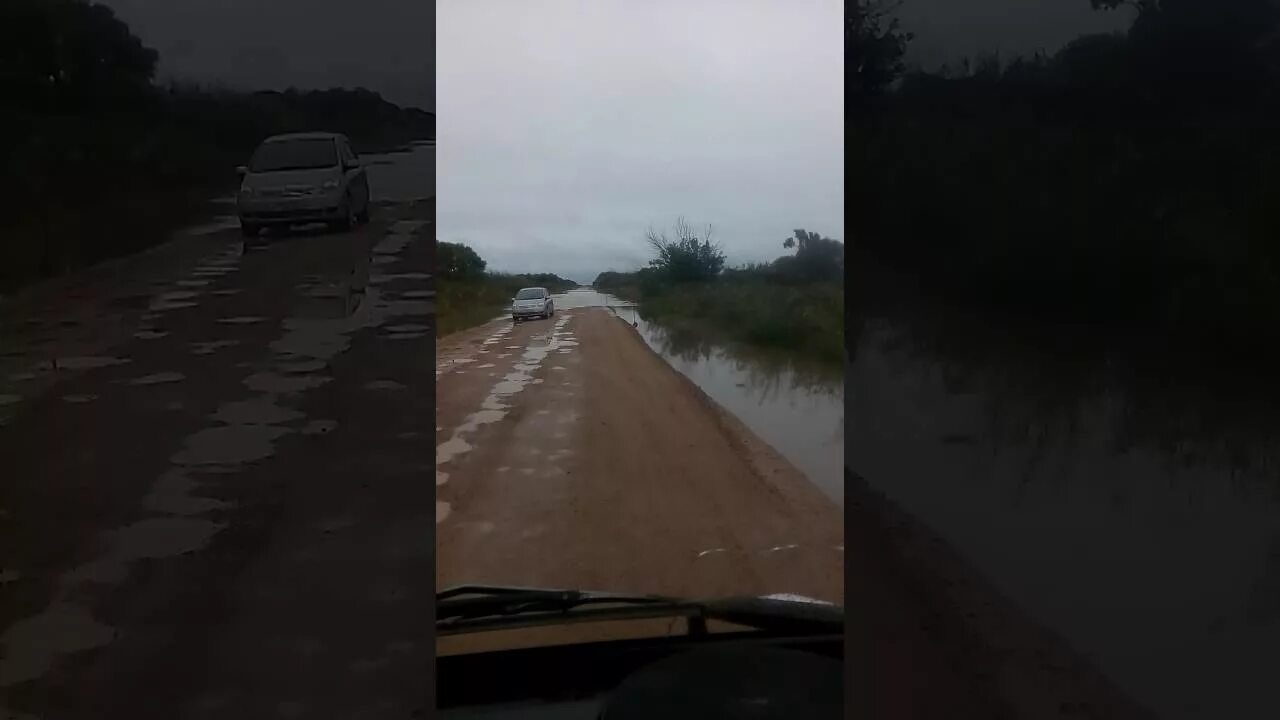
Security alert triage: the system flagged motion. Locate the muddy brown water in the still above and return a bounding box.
[552,289,844,505]
[850,302,1280,720]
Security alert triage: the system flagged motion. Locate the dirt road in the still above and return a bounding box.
[1,203,435,719]
[434,308,844,603]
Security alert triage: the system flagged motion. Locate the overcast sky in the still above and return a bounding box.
[438,0,843,284]
[99,0,433,110]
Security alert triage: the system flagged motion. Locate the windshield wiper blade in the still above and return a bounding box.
[437,585,680,625]
[435,585,843,636]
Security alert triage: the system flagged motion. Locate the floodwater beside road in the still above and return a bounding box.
[851,303,1280,720]
[553,289,843,504]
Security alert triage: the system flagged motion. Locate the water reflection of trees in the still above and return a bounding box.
[862,302,1280,487]
[640,315,843,405]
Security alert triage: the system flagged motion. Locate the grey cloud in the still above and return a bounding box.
[437,0,843,284]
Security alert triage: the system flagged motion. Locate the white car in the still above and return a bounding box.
[236,132,372,237]
[512,287,554,321]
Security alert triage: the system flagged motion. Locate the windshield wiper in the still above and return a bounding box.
[438,585,684,628]
[436,584,842,636]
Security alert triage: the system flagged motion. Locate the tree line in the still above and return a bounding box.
[594,224,844,293]
[851,0,1280,363]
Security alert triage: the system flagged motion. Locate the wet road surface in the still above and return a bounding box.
[0,202,435,719]
[435,308,844,603]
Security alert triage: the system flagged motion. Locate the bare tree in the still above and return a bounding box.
[644,217,725,283]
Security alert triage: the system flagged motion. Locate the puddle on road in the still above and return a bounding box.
[127,372,185,386]
[436,437,473,466]
[218,316,265,325]
[190,340,240,355]
[133,330,169,340]
[0,602,115,687]
[62,517,226,585]
[149,300,198,311]
[301,419,338,435]
[435,314,578,492]
[276,359,327,375]
[436,501,451,523]
[150,291,202,312]
[61,394,98,404]
[210,398,305,425]
[243,372,333,393]
[171,425,292,465]
[143,469,232,516]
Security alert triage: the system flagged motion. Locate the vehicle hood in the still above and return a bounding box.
[242,166,342,193]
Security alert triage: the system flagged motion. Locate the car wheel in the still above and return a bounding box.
[356,200,371,225]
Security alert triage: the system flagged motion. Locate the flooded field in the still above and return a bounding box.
[553,288,844,504]
[850,300,1280,720]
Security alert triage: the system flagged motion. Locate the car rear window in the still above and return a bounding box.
[249,139,339,172]
[515,288,545,300]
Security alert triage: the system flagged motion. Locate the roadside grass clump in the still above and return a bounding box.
[595,223,845,365]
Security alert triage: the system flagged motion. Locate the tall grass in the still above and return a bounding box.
[627,278,844,365]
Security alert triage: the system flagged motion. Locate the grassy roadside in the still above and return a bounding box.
[615,281,844,365]
[596,226,845,367]
[1,181,234,295]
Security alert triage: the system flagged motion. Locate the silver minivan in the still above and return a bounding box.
[512,287,554,321]
[236,132,371,237]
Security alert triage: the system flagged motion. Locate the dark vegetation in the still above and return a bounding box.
[436,241,576,336]
[850,0,1280,369]
[1,0,433,293]
[594,220,845,364]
